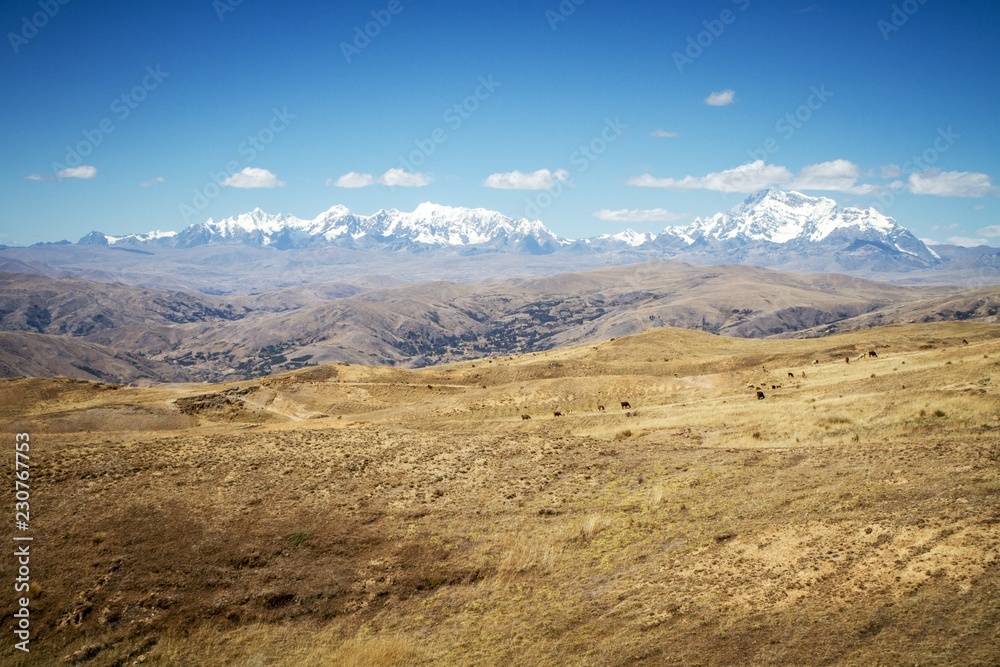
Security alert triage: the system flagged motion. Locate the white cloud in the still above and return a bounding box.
[978,225,1000,238]
[331,169,431,188]
[908,169,996,198]
[379,168,431,187]
[705,89,736,106]
[141,176,165,188]
[919,237,941,246]
[333,172,376,188]
[628,159,894,195]
[789,159,879,194]
[222,167,285,189]
[594,208,685,224]
[57,165,97,180]
[880,164,903,179]
[973,205,987,211]
[628,160,792,193]
[483,168,570,190]
[651,129,678,138]
[24,173,52,181]
[946,236,989,247]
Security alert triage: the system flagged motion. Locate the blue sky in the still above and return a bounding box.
[1,0,998,246]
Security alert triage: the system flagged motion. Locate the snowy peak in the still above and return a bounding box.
[660,188,937,263]
[686,189,840,243]
[88,204,561,253]
[594,229,656,247]
[74,189,938,267]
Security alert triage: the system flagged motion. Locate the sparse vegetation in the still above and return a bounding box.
[287,531,312,547]
[2,321,998,665]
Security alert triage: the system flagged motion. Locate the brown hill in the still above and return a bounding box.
[2,262,996,383]
[2,321,999,665]
[0,331,185,385]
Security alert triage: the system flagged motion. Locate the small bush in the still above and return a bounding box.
[287,531,311,547]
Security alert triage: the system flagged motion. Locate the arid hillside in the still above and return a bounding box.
[3,263,997,384]
[1,322,999,665]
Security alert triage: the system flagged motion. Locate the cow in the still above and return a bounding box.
[597,405,605,412]
[869,350,878,358]
[813,359,819,365]
[756,390,766,400]
[963,338,969,345]
[621,401,632,409]
[788,372,795,378]
[846,357,850,364]
[553,411,563,417]
[521,414,531,420]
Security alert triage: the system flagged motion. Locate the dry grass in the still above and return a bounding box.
[2,321,999,665]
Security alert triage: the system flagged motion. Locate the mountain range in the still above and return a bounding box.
[74,189,943,271]
[80,202,562,254]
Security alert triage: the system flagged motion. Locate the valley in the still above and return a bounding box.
[2,261,998,385]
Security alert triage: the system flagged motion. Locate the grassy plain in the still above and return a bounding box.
[1,321,998,665]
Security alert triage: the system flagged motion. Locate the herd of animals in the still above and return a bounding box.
[520,401,631,420]
[515,341,947,417]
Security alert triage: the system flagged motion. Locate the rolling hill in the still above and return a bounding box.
[3,321,998,665]
[5,262,997,383]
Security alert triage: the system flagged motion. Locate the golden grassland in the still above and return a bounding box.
[1,321,999,666]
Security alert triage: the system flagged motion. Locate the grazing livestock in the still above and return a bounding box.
[788,372,795,378]
[597,405,605,412]
[756,390,766,400]
[813,359,819,365]
[621,401,632,409]
[553,411,563,417]
[869,350,878,358]
[846,357,850,364]
[521,414,531,420]
[963,338,969,345]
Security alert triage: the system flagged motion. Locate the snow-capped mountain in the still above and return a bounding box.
[656,188,937,263]
[581,188,938,271]
[584,229,657,249]
[81,204,562,255]
[76,190,940,271]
